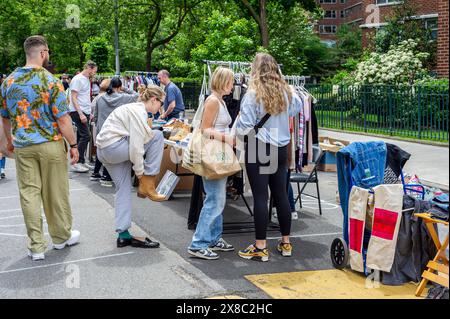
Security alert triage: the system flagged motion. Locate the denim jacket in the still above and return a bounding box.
[336,141,387,243]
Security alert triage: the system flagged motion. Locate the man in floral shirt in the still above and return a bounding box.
[0,35,81,261]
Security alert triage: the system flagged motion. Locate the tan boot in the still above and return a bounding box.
[137,175,166,202]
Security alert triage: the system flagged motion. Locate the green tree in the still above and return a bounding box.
[118,0,205,71]
[373,0,436,70]
[0,0,33,73]
[84,36,113,73]
[235,0,318,48]
[335,24,362,63]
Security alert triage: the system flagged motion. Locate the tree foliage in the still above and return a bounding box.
[0,0,345,81]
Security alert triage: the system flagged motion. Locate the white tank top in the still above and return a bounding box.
[210,97,232,133]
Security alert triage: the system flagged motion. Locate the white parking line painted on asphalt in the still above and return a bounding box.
[0,215,22,220]
[267,232,342,240]
[0,232,27,237]
[0,224,25,227]
[0,252,135,275]
[0,209,22,214]
[0,188,90,200]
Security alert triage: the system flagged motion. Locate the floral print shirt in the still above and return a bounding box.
[0,67,69,148]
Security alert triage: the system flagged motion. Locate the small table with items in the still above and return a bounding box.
[414,213,449,297]
[153,119,279,234]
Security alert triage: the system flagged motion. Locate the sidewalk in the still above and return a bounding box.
[320,129,450,191]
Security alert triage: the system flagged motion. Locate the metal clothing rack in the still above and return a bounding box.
[284,75,310,85]
[202,59,283,70]
[124,70,159,76]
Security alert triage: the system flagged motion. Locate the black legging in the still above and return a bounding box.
[70,112,91,164]
[245,140,291,240]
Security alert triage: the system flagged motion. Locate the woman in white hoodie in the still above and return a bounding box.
[96,85,166,249]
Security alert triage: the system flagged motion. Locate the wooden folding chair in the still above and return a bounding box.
[415,213,449,297]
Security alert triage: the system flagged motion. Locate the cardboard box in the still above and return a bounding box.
[319,136,350,153]
[156,146,194,191]
[317,136,350,172]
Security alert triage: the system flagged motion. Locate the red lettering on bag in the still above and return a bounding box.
[349,218,364,253]
[372,208,398,241]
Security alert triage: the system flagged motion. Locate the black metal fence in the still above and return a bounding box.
[307,84,449,143]
[179,82,449,143]
[176,81,201,111]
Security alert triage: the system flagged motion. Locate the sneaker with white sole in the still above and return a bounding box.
[188,248,219,260]
[210,238,234,252]
[90,173,102,181]
[27,250,45,261]
[53,230,81,250]
[83,163,95,170]
[71,163,89,173]
[100,180,114,187]
[277,241,293,257]
[238,244,269,262]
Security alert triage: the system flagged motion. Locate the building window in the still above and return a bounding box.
[340,0,346,3]
[424,18,438,40]
[376,0,402,5]
[345,3,362,17]
[320,0,337,4]
[324,10,337,19]
[319,25,337,34]
[340,10,346,18]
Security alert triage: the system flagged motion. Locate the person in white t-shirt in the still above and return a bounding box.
[69,61,97,173]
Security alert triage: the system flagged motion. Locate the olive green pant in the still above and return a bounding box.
[15,140,72,253]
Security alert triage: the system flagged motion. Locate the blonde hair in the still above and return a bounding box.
[249,53,292,115]
[138,85,165,102]
[210,67,234,95]
[99,79,111,93]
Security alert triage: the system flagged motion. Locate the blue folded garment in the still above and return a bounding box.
[433,193,449,204]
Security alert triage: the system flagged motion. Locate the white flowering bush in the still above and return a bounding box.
[352,39,430,85]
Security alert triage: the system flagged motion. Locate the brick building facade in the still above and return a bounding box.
[437,0,449,78]
[315,0,448,77]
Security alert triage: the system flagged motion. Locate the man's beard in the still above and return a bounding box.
[43,57,50,70]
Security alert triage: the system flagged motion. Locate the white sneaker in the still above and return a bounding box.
[71,163,89,173]
[83,163,95,170]
[53,230,81,250]
[100,180,114,187]
[27,250,45,261]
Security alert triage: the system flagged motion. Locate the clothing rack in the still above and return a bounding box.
[95,73,116,79]
[284,75,310,86]
[203,60,252,68]
[123,71,159,76]
[202,59,283,69]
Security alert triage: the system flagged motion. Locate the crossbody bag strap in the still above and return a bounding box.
[254,113,271,134]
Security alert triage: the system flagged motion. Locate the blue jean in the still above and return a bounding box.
[189,177,227,250]
[0,157,5,170]
[337,141,386,243]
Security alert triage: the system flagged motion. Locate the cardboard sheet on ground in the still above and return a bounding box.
[245,269,422,299]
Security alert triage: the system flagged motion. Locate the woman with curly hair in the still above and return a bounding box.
[236,53,303,262]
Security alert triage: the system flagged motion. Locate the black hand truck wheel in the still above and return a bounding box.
[330,238,349,270]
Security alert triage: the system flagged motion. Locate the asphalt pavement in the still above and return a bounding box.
[0,131,448,299]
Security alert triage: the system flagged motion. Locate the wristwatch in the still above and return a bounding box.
[70,143,78,148]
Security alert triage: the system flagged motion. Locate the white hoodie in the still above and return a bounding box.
[96,102,153,176]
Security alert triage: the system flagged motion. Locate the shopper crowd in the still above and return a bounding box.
[1,35,304,263]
